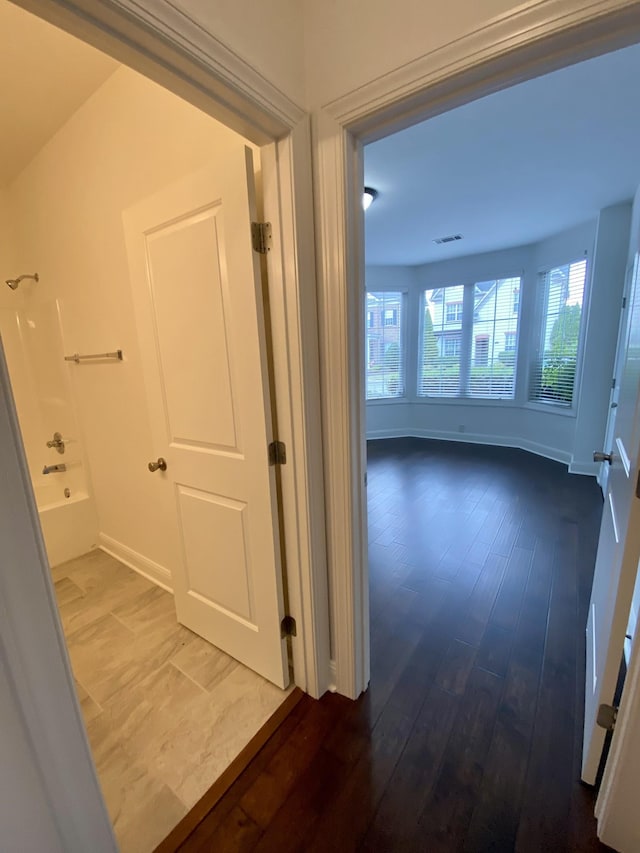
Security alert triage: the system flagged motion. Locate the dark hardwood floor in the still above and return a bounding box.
[176,438,612,852]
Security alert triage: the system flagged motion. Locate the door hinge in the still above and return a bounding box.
[623,296,627,309]
[268,440,287,466]
[612,377,617,389]
[636,469,640,499]
[251,221,272,254]
[280,615,297,638]
[597,703,618,732]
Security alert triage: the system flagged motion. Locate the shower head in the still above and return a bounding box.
[5,273,39,290]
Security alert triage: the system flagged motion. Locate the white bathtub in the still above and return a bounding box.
[36,485,98,568]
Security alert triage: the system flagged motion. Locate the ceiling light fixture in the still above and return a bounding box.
[363,187,379,211]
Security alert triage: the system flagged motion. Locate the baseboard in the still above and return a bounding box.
[569,460,600,477]
[367,428,574,468]
[98,533,173,593]
[327,659,337,693]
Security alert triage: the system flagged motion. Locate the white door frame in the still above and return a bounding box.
[1,1,329,849]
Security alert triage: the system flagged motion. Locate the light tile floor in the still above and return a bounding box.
[52,549,290,853]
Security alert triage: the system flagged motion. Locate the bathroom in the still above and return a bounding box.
[0,4,291,851]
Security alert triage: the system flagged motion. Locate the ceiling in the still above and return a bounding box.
[364,43,640,266]
[0,2,118,187]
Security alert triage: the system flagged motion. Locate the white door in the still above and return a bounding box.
[583,251,640,784]
[598,262,634,495]
[123,146,289,688]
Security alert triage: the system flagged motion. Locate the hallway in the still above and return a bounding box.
[176,439,611,852]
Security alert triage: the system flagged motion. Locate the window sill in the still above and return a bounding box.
[523,400,577,418]
[413,396,518,407]
[366,396,409,405]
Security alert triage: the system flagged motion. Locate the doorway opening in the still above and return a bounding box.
[360,41,640,847]
[0,4,295,850]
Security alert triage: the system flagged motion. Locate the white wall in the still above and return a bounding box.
[169,0,593,110]
[0,649,65,852]
[7,66,258,581]
[302,0,556,107]
[366,214,632,473]
[171,0,305,107]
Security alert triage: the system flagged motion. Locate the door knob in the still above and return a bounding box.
[148,457,167,472]
[593,451,613,465]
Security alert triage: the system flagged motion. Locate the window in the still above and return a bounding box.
[366,292,405,399]
[419,285,464,397]
[474,335,489,366]
[445,302,463,323]
[442,334,461,358]
[419,278,521,399]
[513,288,520,314]
[469,277,520,398]
[529,259,587,407]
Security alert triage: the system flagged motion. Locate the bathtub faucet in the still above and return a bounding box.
[42,463,67,475]
[46,432,66,454]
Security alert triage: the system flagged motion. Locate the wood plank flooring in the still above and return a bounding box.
[175,438,613,852]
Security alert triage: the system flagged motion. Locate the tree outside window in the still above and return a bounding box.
[530,260,587,406]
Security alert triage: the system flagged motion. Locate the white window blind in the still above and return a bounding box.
[469,277,521,399]
[419,285,464,397]
[529,259,587,407]
[419,278,521,399]
[365,291,405,399]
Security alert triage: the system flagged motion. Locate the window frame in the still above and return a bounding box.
[445,300,464,323]
[383,307,398,326]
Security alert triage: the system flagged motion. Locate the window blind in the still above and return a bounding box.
[418,285,464,397]
[365,291,405,399]
[529,259,587,407]
[469,277,521,399]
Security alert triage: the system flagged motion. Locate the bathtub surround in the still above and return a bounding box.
[52,549,290,853]
[0,295,99,565]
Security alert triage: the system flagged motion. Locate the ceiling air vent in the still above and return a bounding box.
[433,234,463,245]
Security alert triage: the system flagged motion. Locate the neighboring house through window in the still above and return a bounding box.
[419,278,521,399]
[445,301,463,323]
[474,335,489,366]
[366,291,405,399]
[504,331,517,351]
[442,334,461,358]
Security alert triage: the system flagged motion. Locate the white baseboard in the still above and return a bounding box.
[327,659,337,693]
[366,428,574,469]
[98,533,173,593]
[569,460,600,477]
